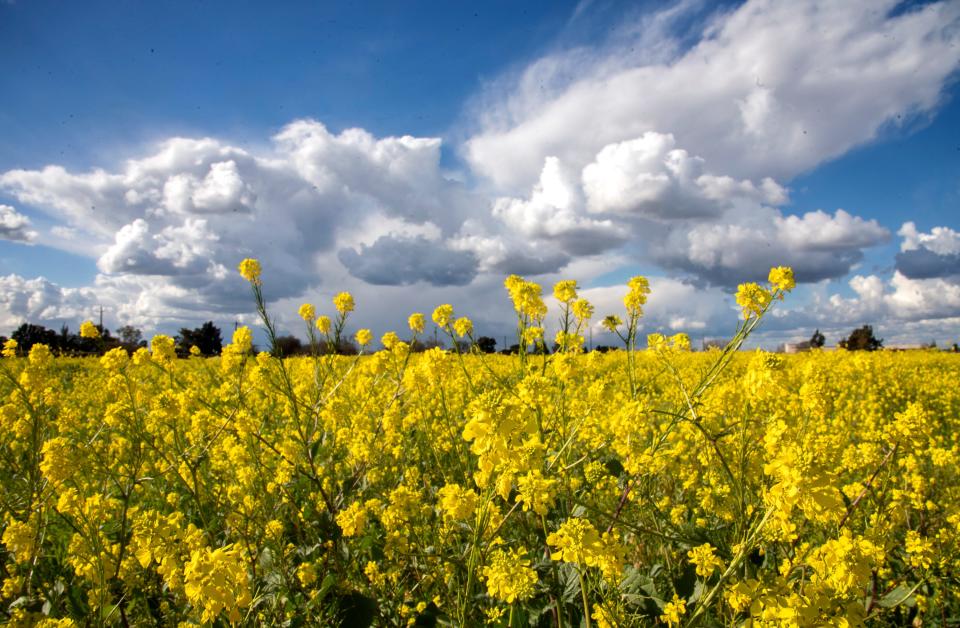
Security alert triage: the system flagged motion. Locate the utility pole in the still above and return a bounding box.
[98,305,103,331]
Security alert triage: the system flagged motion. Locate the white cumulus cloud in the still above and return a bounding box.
[465,0,960,192]
[821,271,960,324]
[0,274,97,330]
[895,222,960,279]
[0,121,494,321]
[0,204,37,242]
[491,157,628,255]
[582,132,787,218]
[811,225,960,335]
[652,207,890,285]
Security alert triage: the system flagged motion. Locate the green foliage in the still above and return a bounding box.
[176,321,223,356]
[810,328,826,348]
[839,324,883,351]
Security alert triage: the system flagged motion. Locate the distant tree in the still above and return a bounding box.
[177,321,223,356]
[313,337,360,355]
[38,323,109,356]
[839,325,883,351]
[332,339,358,355]
[12,323,58,353]
[58,324,76,353]
[272,335,304,357]
[117,325,145,351]
[809,329,826,349]
[93,325,121,354]
[475,336,497,354]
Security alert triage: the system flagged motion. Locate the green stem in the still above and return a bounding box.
[684,507,773,627]
[579,568,592,628]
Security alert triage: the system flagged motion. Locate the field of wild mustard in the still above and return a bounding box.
[1,261,958,627]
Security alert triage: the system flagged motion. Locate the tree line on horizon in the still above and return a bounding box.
[1,320,955,358]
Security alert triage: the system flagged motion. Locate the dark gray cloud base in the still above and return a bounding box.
[338,235,480,287]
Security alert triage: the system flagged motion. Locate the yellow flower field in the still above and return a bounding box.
[0,264,958,626]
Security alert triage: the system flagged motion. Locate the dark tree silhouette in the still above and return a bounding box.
[475,336,497,354]
[809,329,826,349]
[11,323,58,353]
[58,324,75,352]
[839,325,883,351]
[117,325,145,351]
[177,321,223,356]
[272,335,304,357]
[331,339,358,355]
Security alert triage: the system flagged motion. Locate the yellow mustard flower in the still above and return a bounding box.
[238,258,262,284]
[333,292,355,314]
[298,303,316,322]
[79,320,100,339]
[432,304,454,328]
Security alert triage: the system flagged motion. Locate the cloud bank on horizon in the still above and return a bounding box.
[1,0,959,346]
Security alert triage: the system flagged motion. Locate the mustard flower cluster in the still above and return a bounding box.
[237,257,261,284]
[78,320,100,339]
[480,548,538,603]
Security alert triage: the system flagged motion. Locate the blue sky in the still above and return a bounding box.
[1,0,958,347]
[1,0,593,168]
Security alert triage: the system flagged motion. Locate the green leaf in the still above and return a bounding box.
[317,573,337,601]
[560,565,582,604]
[688,580,706,604]
[879,583,918,608]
